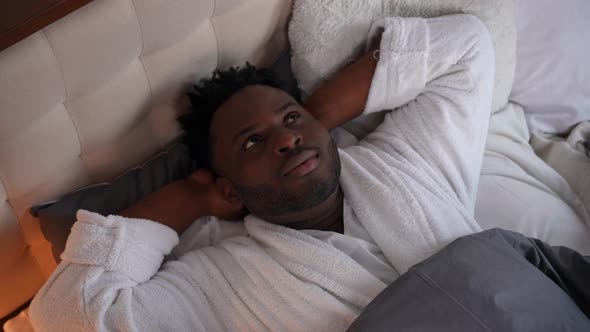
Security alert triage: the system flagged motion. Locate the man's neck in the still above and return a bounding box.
[259,188,345,233]
[291,188,344,233]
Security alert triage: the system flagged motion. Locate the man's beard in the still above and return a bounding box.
[236,140,341,217]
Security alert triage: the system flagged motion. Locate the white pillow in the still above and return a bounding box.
[289,0,516,113]
[510,0,590,134]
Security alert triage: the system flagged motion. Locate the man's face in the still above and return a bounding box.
[210,85,341,223]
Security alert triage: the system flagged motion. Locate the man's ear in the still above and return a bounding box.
[215,177,242,204]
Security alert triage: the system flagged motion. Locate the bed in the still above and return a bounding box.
[1,0,589,330]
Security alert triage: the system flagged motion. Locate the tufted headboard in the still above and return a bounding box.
[0,0,293,318]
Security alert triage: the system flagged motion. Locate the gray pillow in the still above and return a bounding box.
[31,143,195,262]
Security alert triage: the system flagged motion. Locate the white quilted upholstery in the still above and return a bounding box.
[0,0,292,317]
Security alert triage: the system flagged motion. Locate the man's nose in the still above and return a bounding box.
[273,129,302,155]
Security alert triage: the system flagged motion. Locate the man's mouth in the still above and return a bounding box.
[282,150,320,177]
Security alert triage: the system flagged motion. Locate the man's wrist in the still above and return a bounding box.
[304,49,379,130]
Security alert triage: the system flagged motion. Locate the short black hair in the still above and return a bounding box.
[178,63,293,169]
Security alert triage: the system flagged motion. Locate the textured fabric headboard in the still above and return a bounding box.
[0,0,292,317]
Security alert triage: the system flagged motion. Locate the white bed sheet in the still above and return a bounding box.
[475,103,590,255]
[531,122,590,219]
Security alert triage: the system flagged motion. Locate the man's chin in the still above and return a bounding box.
[239,149,340,217]
[251,181,340,226]
[280,168,329,194]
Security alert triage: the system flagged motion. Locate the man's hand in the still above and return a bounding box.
[121,169,245,234]
[189,169,247,221]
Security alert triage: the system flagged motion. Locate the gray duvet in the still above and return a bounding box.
[348,229,590,331]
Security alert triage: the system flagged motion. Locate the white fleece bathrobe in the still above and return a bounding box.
[30,15,494,332]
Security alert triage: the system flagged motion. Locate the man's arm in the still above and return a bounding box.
[29,170,245,330]
[28,210,220,331]
[304,50,378,130]
[120,169,245,234]
[305,15,495,213]
[359,15,495,212]
[119,178,208,233]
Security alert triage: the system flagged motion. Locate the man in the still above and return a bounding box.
[30,14,494,331]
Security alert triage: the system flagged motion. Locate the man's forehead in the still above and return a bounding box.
[211,85,296,139]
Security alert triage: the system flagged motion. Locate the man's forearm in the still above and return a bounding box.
[304,50,378,130]
[120,178,208,234]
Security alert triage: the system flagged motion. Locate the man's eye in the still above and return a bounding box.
[284,112,300,125]
[243,135,262,150]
